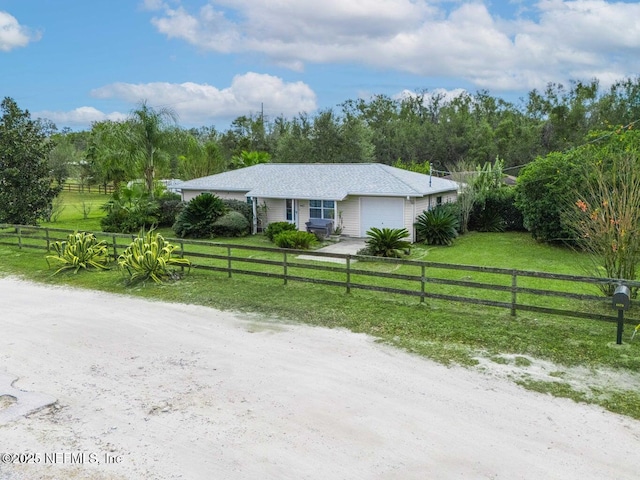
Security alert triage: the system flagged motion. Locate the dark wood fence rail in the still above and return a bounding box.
[61,183,114,195]
[2,224,639,326]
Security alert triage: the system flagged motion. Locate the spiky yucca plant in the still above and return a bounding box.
[46,232,110,274]
[118,230,191,284]
[365,227,411,258]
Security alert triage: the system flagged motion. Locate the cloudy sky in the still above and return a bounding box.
[1,0,639,130]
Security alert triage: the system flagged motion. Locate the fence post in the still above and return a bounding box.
[283,251,288,285]
[227,246,232,278]
[346,255,351,294]
[17,226,22,249]
[112,234,118,260]
[421,264,426,303]
[511,270,517,316]
[45,228,50,252]
[179,240,185,273]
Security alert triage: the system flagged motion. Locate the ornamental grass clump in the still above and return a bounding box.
[46,231,110,274]
[118,230,191,284]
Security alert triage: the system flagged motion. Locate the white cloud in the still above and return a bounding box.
[90,72,317,123]
[395,88,468,104]
[35,107,126,126]
[147,0,640,92]
[0,11,39,51]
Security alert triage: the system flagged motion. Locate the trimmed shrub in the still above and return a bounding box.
[415,207,459,246]
[365,227,411,257]
[265,221,297,241]
[46,231,110,274]
[222,199,253,224]
[118,230,191,284]
[157,192,185,228]
[157,199,184,227]
[173,193,227,238]
[273,231,317,249]
[212,211,250,237]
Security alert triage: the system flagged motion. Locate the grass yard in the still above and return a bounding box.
[44,190,109,232]
[2,190,640,419]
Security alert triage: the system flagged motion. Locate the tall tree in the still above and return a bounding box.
[86,120,134,189]
[126,100,178,196]
[0,97,61,225]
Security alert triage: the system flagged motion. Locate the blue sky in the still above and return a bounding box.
[2,0,640,131]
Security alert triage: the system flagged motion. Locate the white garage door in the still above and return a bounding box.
[360,197,405,236]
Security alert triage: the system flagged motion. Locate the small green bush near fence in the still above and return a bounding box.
[273,230,316,249]
[265,221,297,241]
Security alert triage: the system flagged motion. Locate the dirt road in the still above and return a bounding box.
[1,277,639,479]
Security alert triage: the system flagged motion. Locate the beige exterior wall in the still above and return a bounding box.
[404,198,416,242]
[183,188,457,240]
[261,198,286,225]
[182,190,248,202]
[296,200,310,231]
[336,196,360,237]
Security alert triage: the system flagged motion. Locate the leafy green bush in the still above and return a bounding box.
[415,207,459,246]
[365,227,411,257]
[118,230,191,284]
[273,230,317,249]
[172,193,227,238]
[265,221,297,241]
[212,211,250,237]
[101,185,159,233]
[222,199,253,224]
[157,192,185,228]
[470,187,524,232]
[46,232,110,274]
[515,152,582,243]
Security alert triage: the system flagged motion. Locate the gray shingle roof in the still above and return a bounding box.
[177,163,458,200]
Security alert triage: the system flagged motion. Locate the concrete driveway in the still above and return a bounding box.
[297,237,367,263]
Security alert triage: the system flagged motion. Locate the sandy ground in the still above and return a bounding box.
[1,277,640,480]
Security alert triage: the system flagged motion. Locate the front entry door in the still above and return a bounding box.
[286,199,297,227]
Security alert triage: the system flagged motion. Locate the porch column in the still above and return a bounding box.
[252,197,258,234]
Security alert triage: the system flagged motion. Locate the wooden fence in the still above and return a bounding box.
[1,224,639,326]
[61,183,114,195]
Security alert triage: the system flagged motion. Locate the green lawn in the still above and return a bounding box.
[2,192,640,419]
[44,191,110,232]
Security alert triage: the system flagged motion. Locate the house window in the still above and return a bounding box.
[436,196,443,206]
[309,200,335,219]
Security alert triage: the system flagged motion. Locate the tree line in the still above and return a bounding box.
[45,76,640,188]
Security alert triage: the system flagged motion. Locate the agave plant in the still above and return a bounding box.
[118,230,191,284]
[46,232,110,274]
[415,207,460,246]
[365,227,411,258]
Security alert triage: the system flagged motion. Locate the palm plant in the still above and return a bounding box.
[415,207,460,246]
[365,227,411,258]
[101,183,159,233]
[46,232,110,274]
[126,100,178,197]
